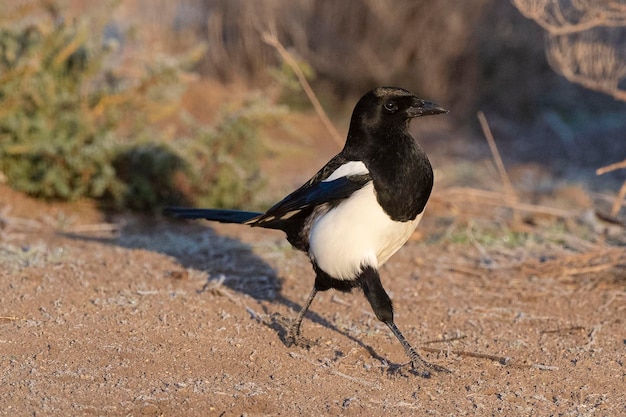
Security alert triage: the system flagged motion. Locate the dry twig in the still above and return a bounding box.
[0,205,42,232]
[438,187,573,219]
[64,223,122,234]
[596,159,626,217]
[0,315,19,323]
[261,29,343,148]
[477,112,520,224]
[610,181,626,217]
[596,159,626,176]
[421,346,510,365]
[422,345,561,371]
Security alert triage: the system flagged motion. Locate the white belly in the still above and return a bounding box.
[308,182,423,280]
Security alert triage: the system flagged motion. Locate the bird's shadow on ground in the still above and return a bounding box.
[60,215,391,366]
[255,297,388,367]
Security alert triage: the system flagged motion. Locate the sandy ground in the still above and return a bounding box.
[1,168,625,416]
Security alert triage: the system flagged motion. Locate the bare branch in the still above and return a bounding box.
[596,159,626,175]
[261,30,344,148]
[512,0,626,101]
[513,0,626,35]
[610,179,626,216]
[477,111,521,223]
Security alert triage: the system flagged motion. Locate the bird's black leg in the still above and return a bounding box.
[360,266,449,377]
[287,286,318,346]
[384,320,450,377]
[288,266,361,346]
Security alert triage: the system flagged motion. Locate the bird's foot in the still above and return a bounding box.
[406,351,451,378]
[286,324,317,349]
[273,315,317,349]
[388,352,452,378]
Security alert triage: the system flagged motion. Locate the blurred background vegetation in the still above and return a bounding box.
[1,0,625,212]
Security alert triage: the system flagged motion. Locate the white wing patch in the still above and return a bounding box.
[279,209,301,220]
[308,182,423,281]
[323,161,369,182]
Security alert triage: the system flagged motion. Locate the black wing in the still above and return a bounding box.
[250,155,371,227]
[252,173,371,226]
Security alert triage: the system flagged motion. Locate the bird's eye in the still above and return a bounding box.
[383,100,398,113]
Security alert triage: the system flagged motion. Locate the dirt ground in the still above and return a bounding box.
[1,121,626,416]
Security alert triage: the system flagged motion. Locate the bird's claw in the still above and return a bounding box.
[408,354,451,378]
[386,360,450,378]
[286,324,316,349]
[382,351,451,378]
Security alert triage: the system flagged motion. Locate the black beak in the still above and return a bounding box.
[407,99,448,117]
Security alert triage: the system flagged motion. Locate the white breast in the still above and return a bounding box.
[308,181,423,280]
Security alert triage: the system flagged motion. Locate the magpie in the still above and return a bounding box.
[164,87,448,377]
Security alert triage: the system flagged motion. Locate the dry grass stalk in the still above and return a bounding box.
[438,187,573,219]
[596,159,626,216]
[596,159,626,175]
[0,316,19,323]
[611,180,626,217]
[0,206,42,232]
[477,111,521,224]
[421,346,510,365]
[64,223,122,235]
[261,29,343,148]
[422,345,557,370]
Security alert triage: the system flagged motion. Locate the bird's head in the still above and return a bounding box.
[344,87,447,155]
[356,87,447,127]
[348,87,445,135]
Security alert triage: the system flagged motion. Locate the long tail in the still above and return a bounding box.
[163,207,262,224]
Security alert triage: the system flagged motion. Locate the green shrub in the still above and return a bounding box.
[0,5,125,201]
[0,2,279,211]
